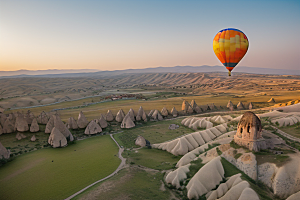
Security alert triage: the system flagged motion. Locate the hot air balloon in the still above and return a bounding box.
[213,28,249,76]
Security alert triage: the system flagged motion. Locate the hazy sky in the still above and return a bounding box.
[1,0,299,71]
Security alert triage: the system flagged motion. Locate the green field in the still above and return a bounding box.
[123,148,181,170]
[276,122,300,138]
[0,135,120,200]
[114,118,193,148]
[74,167,173,200]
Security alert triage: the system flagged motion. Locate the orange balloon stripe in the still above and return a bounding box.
[213,28,249,72]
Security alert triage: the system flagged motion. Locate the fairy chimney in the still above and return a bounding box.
[237,102,245,110]
[170,107,178,117]
[234,111,268,152]
[161,107,169,117]
[136,106,147,122]
[115,109,125,122]
[106,110,114,122]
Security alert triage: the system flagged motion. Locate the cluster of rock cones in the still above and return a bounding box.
[0,99,254,153]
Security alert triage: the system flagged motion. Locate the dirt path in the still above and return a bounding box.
[65,134,126,200]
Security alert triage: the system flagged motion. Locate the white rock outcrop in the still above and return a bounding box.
[67,117,78,129]
[30,135,36,142]
[37,111,49,124]
[15,115,29,132]
[186,157,224,199]
[77,111,89,128]
[135,135,146,147]
[85,120,102,135]
[170,107,178,117]
[151,110,163,121]
[30,118,39,132]
[121,113,135,129]
[165,164,190,189]
[136,106,147,122]
[152,124,228,156]
[115,109,125,122]
[106,110,114,122]
[48,127,68,148]
[98,114,108,128]
[161,107,169,117]
[2,118,15,134]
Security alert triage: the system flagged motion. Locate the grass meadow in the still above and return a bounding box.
[0,135,120,200]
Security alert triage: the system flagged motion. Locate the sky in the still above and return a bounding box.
[0,0,299,71]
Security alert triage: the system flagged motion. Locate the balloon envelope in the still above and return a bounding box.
[213,28,249,75]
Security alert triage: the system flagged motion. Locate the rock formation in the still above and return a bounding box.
[98,114,108,128]
[14,114,29,132]
[208,103,217,111]
[148,110,154,117]
[286,191,300,200]
[135,135,147,147]
[128,108,135,122]
[30,118,39,132]
[248,102,253,110]
[186,157,224,199]
[170,107,178,117]
[45,115,54,133]
[45,115,73,141]
[151,110,163,121]
[77,111,89,128]
[121,113,135,129]
[85,120,102,135]
[16,132,26,140]
[0,125,2,135]
[166,164,191,189]
[2,117,15,134]
[161,107,169,117]
[67,117,78,129]
[194,106,202,114]
[152,123,228,156]
[25,110,35,125]
[0,113,6,127]
[48,127,67,148]
[37,111,49,124]
[106,110,114,122]
[227,100,234,111]
[30,135,36,142]
[169,124,179,130]
[234,111,269,152]
[136,106,147,122]
[181,117,213,130]
[268,97,275,103]
[237,101,245,110]
[115,109,125,122]
[190,100,198,110]
[0,141,10,159]
[182,100,193,113]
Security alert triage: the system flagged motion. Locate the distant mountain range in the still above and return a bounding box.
[0,66,299,78]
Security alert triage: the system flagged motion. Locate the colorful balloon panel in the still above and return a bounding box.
[213,28,249,73]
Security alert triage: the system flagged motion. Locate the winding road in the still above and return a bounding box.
[65,134,126,200]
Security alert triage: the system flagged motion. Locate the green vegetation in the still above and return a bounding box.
[74,167,173,200]
[114,118,193,148]
[234,153,243,159]
[0,135,120,200]
[123,148,181,170]
[275,122,300,138]
[0,125,49,156]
